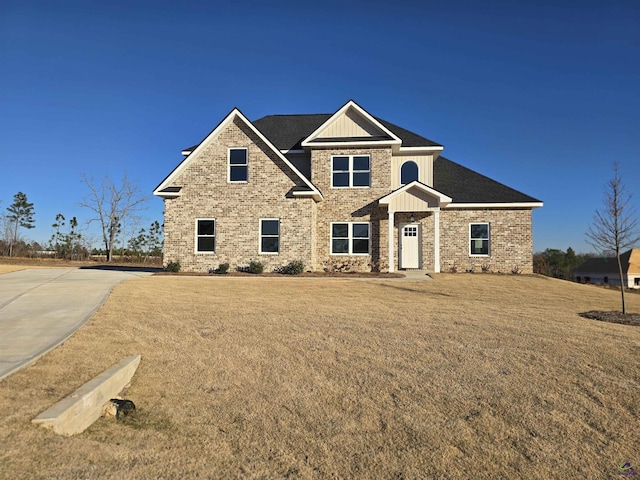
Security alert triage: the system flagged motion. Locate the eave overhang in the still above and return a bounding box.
[154,108,323,202]
[378,181,453,209]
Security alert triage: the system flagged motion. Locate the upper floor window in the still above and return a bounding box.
[332,155,370,188]
[470,223,489,256]
[260,219,280,254]
[196,219,216,253]
[229,148,248,182]
[400,161,419,185]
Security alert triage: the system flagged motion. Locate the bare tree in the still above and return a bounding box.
[79,174,148,262]
[586,163,640,313]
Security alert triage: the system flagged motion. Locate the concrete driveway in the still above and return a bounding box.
[0,267,155,381]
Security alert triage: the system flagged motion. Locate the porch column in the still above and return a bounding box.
[388,210,395,273]
[434,209,441,273]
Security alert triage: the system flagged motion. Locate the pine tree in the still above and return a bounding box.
[7,192,35,257]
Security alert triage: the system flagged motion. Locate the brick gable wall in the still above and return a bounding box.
[163,117,315,272]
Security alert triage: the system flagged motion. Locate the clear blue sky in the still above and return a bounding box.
[1,0,638,253]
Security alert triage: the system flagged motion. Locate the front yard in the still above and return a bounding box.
[1,274,639,478]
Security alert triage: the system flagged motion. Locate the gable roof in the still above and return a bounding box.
[379,181,452,208]
[434,156,542,206]
[154,108,322,201]
[252,105,442,152]
[168,102,541,208]
[574,249,637,274]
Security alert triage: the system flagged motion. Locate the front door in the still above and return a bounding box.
[400,223,420,269]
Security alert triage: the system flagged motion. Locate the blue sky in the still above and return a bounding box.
[1,0,638,253]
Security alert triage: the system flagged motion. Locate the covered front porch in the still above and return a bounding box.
[378,181,452,273]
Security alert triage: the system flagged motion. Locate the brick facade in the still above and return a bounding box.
[438,208,534,273]
[163,117,315,272]
[157,107,538,274]
[311,147,391,272]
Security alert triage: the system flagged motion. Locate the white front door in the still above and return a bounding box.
[400,223,420,269]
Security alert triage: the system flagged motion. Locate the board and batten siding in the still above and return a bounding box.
[385,188,440,212]
[318,110,385,138]
[391,154,434,189]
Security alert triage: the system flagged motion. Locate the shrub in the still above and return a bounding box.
[164,260,181,273]
[209,263,229,274]
[511,265,522,275]
[449,262,458,274]
[216,263,229,274]
[281,260,305,275]
[481,263,491,273]
[248,260,264,274]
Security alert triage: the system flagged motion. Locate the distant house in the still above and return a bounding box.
[574,249,640,289]
[154,100,542,273]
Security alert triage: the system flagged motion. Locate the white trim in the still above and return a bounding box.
[398,146,443,153]
[434,210,440,273]
[181,149,194,156]
[228,147,248,183]
[154,108,323,201]
[280,149,305,154]
[388,211,395,273]
[331,154,371,188]
[304,140,401,148]
[330,221,371,256]
[259,218,280,255]
[446,202,543,209]
[469,222,490,257]
[195,218,216,254]
[301,100,402,148]
[379,181,452,207]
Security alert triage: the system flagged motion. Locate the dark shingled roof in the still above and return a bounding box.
[253,114,331,151]
[433,157,541,204]
[574,250,633,274]
[252,114,442,151]
[179,110,540,205]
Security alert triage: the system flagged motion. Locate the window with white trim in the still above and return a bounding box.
[260,219,280,254]
[469,223,489,256]
[331,222,370,254]
[196,219,216,253]
[229,148,248,182]
[332,155,370,187]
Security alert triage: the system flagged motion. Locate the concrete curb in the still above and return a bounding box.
[32,355,141,436]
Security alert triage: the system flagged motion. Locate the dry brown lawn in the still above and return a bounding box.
[1,273,639,479]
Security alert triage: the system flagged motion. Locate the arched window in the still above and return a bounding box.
[400,161,419,185]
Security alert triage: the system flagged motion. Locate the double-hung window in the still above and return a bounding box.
[260,219,280,254]
[332,155,370,187]
[331,222,370,255]
[196,219,216,253]
[470,223,489,256]
[229,148,248,182]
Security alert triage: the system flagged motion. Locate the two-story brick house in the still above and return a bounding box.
[154,100,542,273]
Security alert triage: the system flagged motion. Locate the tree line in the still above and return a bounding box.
[0,174,163,262]
[533,247,595,280]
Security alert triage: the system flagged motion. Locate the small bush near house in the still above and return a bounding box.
[212,263,229,274]
[164,260,181,273]
[481,263,491,273]
[248,260,264,274]
[280,260,305,275]
[511,265,522,275]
